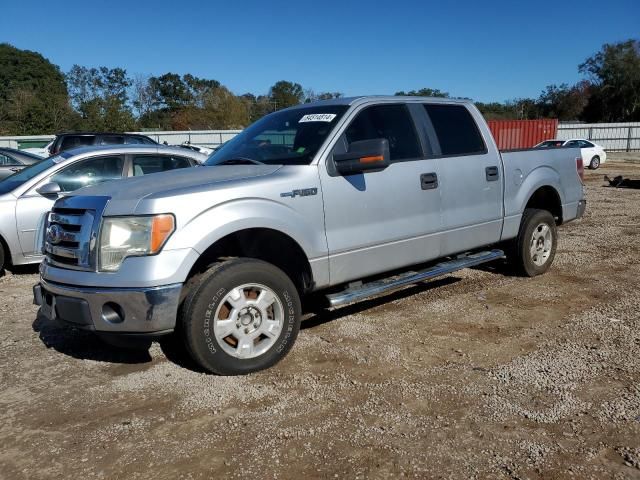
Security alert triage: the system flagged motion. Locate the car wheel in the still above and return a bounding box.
[510,208,557,277]
[0,242,5,274]
[589,156,600,169]
[181,258,301,375]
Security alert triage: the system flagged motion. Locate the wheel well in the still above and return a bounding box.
[187,228,314,294]
[0,233,10,266]
[525,186,563,224]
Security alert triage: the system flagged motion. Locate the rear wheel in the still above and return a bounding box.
[181,258,301,375]
[509,208,557,277]
[589,156,600,169]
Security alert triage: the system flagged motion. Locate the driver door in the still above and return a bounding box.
[15,154,125,257]
[319,103,443,285]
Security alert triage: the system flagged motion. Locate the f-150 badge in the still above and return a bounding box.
[280,188,318,198]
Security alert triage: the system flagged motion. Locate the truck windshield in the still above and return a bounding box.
[0,153,71,195]
[205,105,348,166]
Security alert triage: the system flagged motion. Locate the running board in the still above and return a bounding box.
[326,249,505,308]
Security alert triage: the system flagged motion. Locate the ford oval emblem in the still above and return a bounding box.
[47,224,63,245]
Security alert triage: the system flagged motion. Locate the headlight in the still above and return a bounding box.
[99,215,175,272]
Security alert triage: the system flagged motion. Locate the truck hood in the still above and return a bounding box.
[70,164,281,202]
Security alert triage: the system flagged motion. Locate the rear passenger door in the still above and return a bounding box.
[319,103,443,285]
[420,103,503,255]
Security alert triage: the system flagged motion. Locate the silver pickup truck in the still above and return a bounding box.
[34,96,586,375]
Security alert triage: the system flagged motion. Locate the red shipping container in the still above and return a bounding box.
[487,119,558,150]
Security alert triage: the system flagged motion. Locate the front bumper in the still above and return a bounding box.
[34,279,182,334]
[576,199,587,219]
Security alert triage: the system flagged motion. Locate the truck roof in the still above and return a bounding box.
[284,95,471,110]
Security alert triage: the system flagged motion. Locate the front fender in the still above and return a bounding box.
[165,197,327,261]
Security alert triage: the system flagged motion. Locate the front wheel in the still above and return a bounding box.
[589,156,600,169]
[509,208,558,277]
[181,258,301,375]
[0,242,5,274]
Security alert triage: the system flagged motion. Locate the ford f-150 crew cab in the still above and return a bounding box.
[34,96,587,375]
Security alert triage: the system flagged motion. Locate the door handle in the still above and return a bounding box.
[10,167,22,172]
[485,166,499,181]
[420,172,438,190]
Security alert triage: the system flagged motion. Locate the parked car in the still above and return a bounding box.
[0,145,206,272]
[22,140,54,158]
[535,139,606,169]
[179,142,215,155]
[49,132,158,156]
[35,96,586,375]
[0,148,45,180]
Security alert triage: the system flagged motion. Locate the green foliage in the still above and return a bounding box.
[394,88,449,97]
[269,80,304,109]
[66,65,135,131]
[0,43,75,134]
[1,39,639,135]
[579,40,640,121]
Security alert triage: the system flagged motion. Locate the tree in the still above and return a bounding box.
[66,65,135,131]
[269,81,304,110]
[579,39,640,121]
[537,82,589,121]
[0,43,74,134]
[394,88,449,97]
[304,89,343,103]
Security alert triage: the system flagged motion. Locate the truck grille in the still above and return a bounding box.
[43,196,109,271]
[44,208,96,270]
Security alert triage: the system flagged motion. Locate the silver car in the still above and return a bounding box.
[0,145,207,271]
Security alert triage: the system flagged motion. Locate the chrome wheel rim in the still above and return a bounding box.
[213,283,284,359]
[530,223,552,267]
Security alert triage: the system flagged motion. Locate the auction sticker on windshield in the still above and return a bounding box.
[299,114,337,123]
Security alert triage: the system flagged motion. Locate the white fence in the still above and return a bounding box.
[558,122,640,151]
[2,122,640,152]
[0,130,242,150]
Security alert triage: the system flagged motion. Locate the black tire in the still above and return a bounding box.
[509,208,557,277]
[589,156,600,169]
[0,241,5,274]
[181,258,301,375]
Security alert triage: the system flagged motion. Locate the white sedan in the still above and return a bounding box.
[535,139,607,169]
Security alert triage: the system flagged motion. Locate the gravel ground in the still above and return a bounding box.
[1,162,639,479]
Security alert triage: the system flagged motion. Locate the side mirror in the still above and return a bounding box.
[36,182,62,198]
[333,138,391,175]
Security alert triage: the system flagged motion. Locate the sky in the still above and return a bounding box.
[1,0,638,103]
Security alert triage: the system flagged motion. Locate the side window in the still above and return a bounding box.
[125,136,145,145]
[565,140,579,147]
[60,136,94,152]
[141,136,157,145]
[423,104,486,156]
[0,154,22,166]
[99,135,125,145]
[50,155,125,192]
[131,155,192,176]
[578,140,594,148]
[344,104,421,161]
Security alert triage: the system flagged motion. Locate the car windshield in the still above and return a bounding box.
[205,105,349,166]
[0,153,71,195]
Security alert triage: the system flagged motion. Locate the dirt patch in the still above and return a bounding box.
[1,162,639,479]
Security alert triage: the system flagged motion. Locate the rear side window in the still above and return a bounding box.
[345,104,421,161]
[100,135,125,145]
[60,136,94,151]
[131,155,192,176]
[424,104,486,156]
